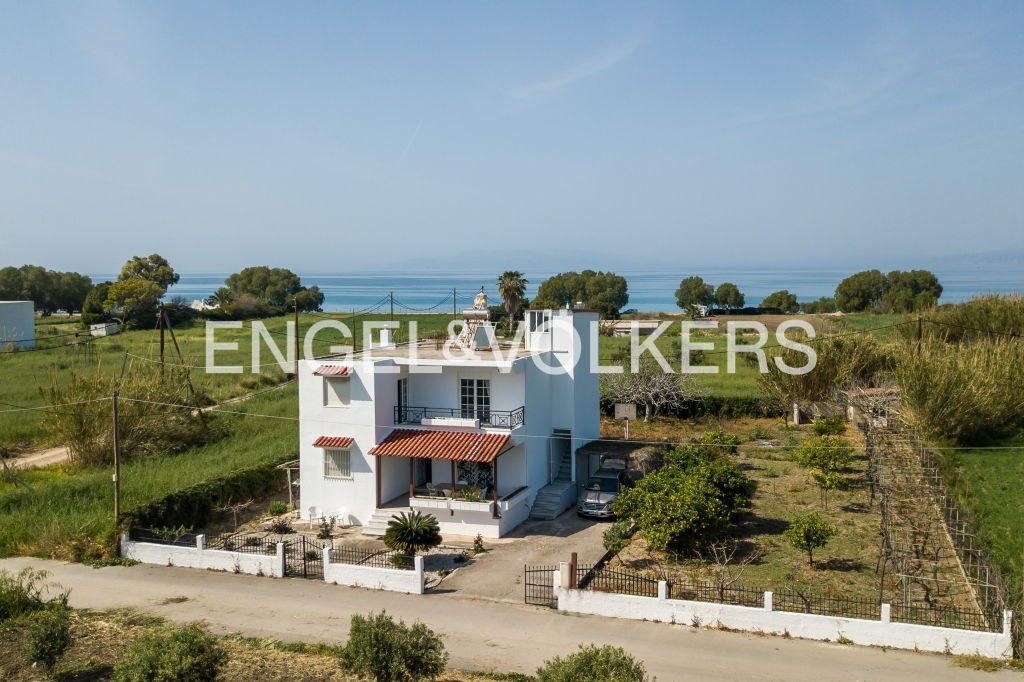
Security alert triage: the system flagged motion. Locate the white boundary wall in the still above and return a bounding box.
[121,533,286,578]
[554,569,1013,659]
[323,548,425,594]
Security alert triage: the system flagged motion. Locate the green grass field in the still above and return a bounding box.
[948,436,1024,595]
[0,312,455,451]
[0,386,298,558]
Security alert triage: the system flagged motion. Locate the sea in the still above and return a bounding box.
[88,268,1023,313]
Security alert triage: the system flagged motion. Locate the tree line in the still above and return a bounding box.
[673,268,942,315]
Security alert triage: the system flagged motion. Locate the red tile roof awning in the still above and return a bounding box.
[369,429,510,463]
[312,436,354,448]
[313,364,350,376]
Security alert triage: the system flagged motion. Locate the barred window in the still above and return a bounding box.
[323,448,351,478]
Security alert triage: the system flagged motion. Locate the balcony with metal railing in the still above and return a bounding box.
[394,405,525,429]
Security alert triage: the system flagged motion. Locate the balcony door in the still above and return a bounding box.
[397,378,409,423]
[460,378,490,422]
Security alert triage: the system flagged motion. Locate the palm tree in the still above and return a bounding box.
[383,511,442,557]
[497,271,528,333]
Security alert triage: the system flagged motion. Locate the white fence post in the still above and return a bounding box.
[558,562,571,589]
[658,581,668,600]
[764,591,773,612]
[275,542,286,578]
[1004,610,1013,637]
[322,547,332,583]
[881,603,891,624]
[195,534,205,551]
[414,555,425,589]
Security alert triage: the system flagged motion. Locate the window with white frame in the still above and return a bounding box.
[323,448,352,478]
[460,378,490,420]
[323,377,350,407]
[528,310,551,333]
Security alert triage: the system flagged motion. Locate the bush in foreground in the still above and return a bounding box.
[339,611,447,682]
[0,568,68,624]
[112,624,227,682]
[535,644,652,682]
[24,603,72,673]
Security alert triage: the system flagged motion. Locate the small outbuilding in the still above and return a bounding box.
[0,301,35,349]
[89,321,119,337]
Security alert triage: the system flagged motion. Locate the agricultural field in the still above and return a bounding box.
[604,418,891,603]
[0,312,454,452]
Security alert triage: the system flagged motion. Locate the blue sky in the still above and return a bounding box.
[1,1,1021,274]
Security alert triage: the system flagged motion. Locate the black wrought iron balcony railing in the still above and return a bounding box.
[394,405,525,429]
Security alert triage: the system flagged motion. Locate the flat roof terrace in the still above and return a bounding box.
[317,339,545,364]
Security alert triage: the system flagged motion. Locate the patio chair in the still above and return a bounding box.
[426,482,439,497]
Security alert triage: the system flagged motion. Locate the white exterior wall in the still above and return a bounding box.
[323,548,425,593]
[0,301,35,349]
[298,309,601,536]
[121,534,286,578]
[555,580,1013,660]
[299,358,382,526]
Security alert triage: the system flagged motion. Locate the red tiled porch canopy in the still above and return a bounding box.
[369,428,510,463]
[312,436,354,448]
[313,364,350,376]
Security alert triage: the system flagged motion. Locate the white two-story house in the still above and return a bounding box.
[297,305,599,538]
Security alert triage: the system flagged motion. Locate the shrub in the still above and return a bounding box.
[384,511,442,557]
[893,338,1024,443]
[811,417,847,436]
[692,430,742,456]
[535,644,652,682]
[24,604,72,673]
[794,436,852,474]
[123,458,289,533]
[784,512,837,568]
[317,516,336,539]
[602,520,632,559]
[267,501,288,516]
[338,611,447,682]
[267,517,294,534]
[112,624,227,682]
[750,424,773,440]
[471,533,486,555]
[0,568,67,623]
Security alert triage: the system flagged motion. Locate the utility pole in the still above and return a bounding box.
[112,390,121,522]
[389,291,394,322]
[158,303,165,377]
[917,315,923,357]
[452,287,457,319]
[293,298,300,374]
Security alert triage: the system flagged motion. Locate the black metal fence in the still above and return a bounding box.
[670,581,765,609]
[524,564,558,607]
[578,565,659,598]
[331,544,415,571]
[772,589,882,621]
[891,603,1001,632]
[564,563,999,633]
[129,528,201,547]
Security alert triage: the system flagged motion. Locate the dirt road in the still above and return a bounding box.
[0,558,1008,681]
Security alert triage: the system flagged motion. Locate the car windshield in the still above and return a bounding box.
[584,477,618,493]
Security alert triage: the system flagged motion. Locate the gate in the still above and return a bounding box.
[283,536,328,580]
[524,564,558,607]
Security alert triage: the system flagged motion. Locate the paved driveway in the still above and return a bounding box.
[438,509,608,603]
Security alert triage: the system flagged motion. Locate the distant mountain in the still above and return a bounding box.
[928,248,1024,268]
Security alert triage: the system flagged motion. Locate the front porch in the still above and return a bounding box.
[367,428,532,538]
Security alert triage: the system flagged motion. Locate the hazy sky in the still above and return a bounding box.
[1,1,1021,274]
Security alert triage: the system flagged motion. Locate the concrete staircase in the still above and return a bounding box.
[363,508,399,536]
[529,450,576,520]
